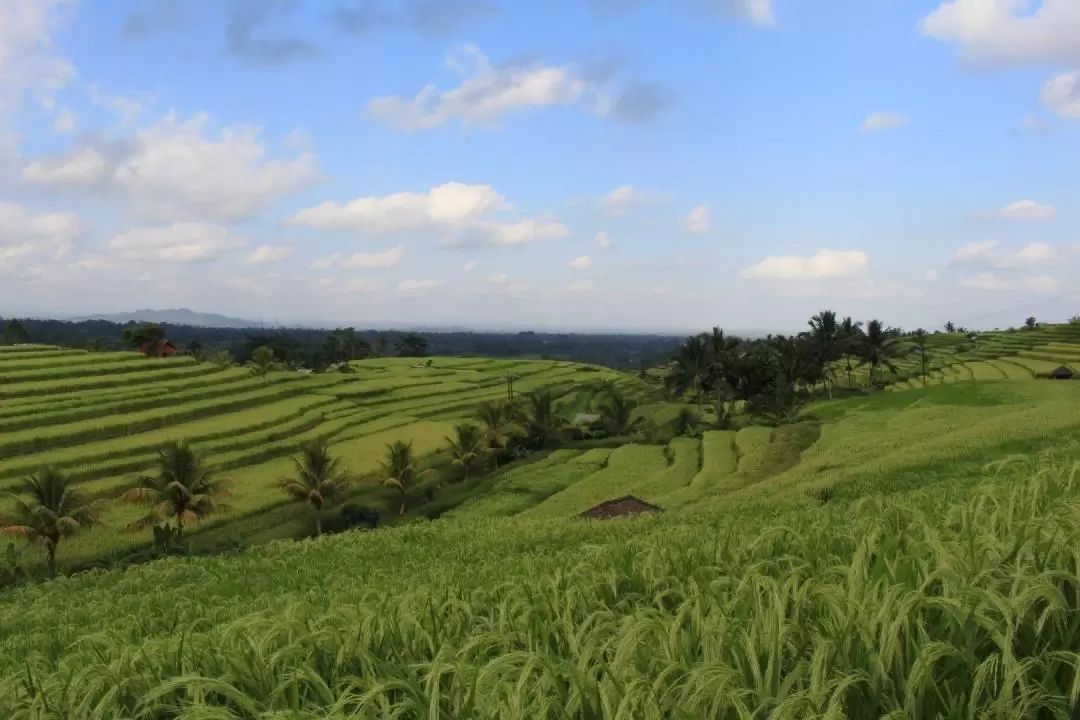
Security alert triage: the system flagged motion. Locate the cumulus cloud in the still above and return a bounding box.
[245,244,294,264]
[0,0,75,122]
[21,113,321,224]
[1042,71,1080,119]
[0,203,81,264]
[310,253,341,270]
[568,255,592,269]
[976,200,1056,221]
[463,260,477,271]
[288,181,569,247]
[921,0,1080,68]
[740,249,869,280]
[859,112,910,132]
[367,44,668,130]
[950,240,1058,269]
[52,108,75,133]
[343,244,404,269]
[597,186,647,216]
[685,204,709,234]
[108,222,247,263]
[958,273,1059,292]
[594,231,613,249]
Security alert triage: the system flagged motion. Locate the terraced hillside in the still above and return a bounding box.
[0,345,652,568]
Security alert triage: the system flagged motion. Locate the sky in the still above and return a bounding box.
[0,0,1078,334]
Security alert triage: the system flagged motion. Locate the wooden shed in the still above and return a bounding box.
[1048,365,1075,380]
[579,495,662,520]
[138,339,179,357]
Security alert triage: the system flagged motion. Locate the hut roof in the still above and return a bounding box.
[579,495,662,520]
[1049,365,1075,379]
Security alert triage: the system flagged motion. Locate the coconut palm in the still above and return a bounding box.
[838,316,864,388]
[248,345,280,381]
[209,349,233,370]
[378,440,433,516]
[0,468,103,578]
[278,442,349,537]
[808,310,839,397]
[668,334,711,415]
[598,390,642,436]
[475,401,517,468]
[524,390,566,449]
[446,424,487,481]
[120,441,231,539]
[859,319,907,386]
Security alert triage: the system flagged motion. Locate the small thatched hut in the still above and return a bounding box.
[579,495,662,520]
[1048,365,1075,380]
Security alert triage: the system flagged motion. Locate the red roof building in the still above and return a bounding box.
[139,339,179,357]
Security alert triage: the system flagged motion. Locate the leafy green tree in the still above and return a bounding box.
[185,338,206,362]
[278,442,349,537]
[944,321,956,333]
[0,468,103,578]
[911,329,931,387]
[123,323,166,355]
[120,441,231,539]
[248,345,280,381]
[673,408,699,437]
[371,333,389,358]
[667,334,711,415]
[1025,316,1037,330]
[524,390,566,449]
[859,319,906,386]
[210,349,233,370]
[598,390,642,436]
[395,332,429,358]
[3,319,29,345]
[445,424,486,481]
[85,337,108,352]
[378,441,433,516]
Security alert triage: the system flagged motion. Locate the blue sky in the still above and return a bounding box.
[0,0,1078,333]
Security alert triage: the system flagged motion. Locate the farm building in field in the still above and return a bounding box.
[580,495,662,520]
[138,339,179,357]
[1047,365,1075,380]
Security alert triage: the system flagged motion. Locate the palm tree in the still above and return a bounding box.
[524,390,566,449]
[119,441,231,539]
[859,319,906,387]
[476,401,516,469]
[210,349,233,371]
[808,310,839,398]
[278,442,349,537]
[248,345,280,381]
[598,390,642,436]
[445,424,486,481]
[911,328,931,387]
[378,440,433,516]
[0,468,103,578]
[838,316,864,388]
[668,334,711,415]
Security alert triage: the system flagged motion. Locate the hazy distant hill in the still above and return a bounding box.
[75,308,262,329]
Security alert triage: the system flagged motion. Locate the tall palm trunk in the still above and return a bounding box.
[46,541,57,579]
[398,491,406,516]
[314,510,322,537]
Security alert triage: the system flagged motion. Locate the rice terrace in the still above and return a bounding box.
[3,313,1080,717]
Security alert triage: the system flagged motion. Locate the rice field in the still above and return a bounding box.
[0,347,652,570]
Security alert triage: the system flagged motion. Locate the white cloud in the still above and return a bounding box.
[977,199,1056,221]
[0,202,80,263]
[397,278,443,291]
[1041,71,1080,119]
[310,253,341,270]
[859,112,910,132]
[568,255,592,269]
[22,113,321,224]
[740,249,869,280]
[245,244,294,264]
[107,222,247,263]
[489,273,509,284]
[463,260,477,271]
[921,0,1080,68]
[22,147,108,185]
[288,181,569,247]
[925,269,940,281]
[685,204,709,234]
[343,244,404,269]
[958,272,1059,292]
[951,240,1058,269]
[367,44,644,131]
[52,107,75,133]
[597,186,645,216]
[594,231,613,248]
[314,276,335,289]
[0,0,75,120]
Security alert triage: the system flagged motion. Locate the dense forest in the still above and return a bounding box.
[0,317,682,372]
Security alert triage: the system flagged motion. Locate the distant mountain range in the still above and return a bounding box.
[73,308,264,329]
